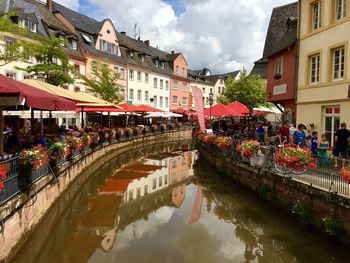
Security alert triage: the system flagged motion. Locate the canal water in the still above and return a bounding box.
[10,142,350,263]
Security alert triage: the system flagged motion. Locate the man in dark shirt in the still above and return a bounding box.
[333,122,350,167]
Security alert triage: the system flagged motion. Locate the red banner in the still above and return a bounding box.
[192,86,206,133]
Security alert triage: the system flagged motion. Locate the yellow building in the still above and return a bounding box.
[297,0,350,145]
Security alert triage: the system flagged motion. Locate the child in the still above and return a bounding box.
[318,134,329,168]
[310,131,318,155]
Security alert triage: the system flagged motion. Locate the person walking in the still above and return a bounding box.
[318,134,329,168]
[257,124,265,143]
[278,121,290,144]
[333,122,350,168]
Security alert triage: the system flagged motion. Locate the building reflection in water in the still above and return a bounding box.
[63,150,198,262]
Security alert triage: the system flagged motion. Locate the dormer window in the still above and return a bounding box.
[18,19,26,28]
[141,55,145,63]
[155,60,159,67]
[99,39,116,54]
[82,34,92,44]
[129,51,134,59]
[59,36,65,47]
[28,20,37,33]
[159,61,164,69]
[71,40,77,50]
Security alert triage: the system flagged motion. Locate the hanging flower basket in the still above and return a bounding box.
[116,128,125,140]
[236,140,260,158]
[104,128,114,141]
[49,141,70,164]
[88,132,100,148]
[200,134,217,145]
[340,166,350,184]
[125,127,133,137]
[274,147,316,171]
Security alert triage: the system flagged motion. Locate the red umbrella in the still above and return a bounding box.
[117,103,141,112]
[77,105,124,112]
[227,101,249,116]
[0,75,75,110]
[136,104,162,112]
[204,103,236,117]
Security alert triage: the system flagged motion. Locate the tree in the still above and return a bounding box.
[0,10,34,66]
[217,68,266,107]
[81,62,122,103]
[21,36,74,86]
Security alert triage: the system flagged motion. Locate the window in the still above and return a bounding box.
[206,97,209,105]
[144,185,148,195]
[172,174,177,183]
[182,170,187,178]
[159,96,163,107]
[181,157,186,165]
[274,57,283,79]
[210,88,213,93]
[165,97,169,108]
[99,39,116,54]
[155,60,159,67]
[120,68,125,79]
[164,174,168,185]
[159,61,164,69]
[152,178,157,190]
[160,79,163,89]
[59,36,65,47]
[129,70,134,80]
[27,56,35,64]
[137,90,142,101]
[182,97,187,105]
[129,89,134,100]
[172,96,178,104]
[129,51,134,59]
[173,80,178,90]
[218,87,221,93]
[145,73,149,83]
[137,188,141,198]
[128,190,133,201]
[141,55,145,63]
[310,54,320,83]
[333,47,345,80]
[165,80,169,90]
[172,159,177,168]
[222,87,225,93]
[137,71,141,81]
[202,87,205,93]
[182,83,187,91]
[145,91,149,102]
[159,177,163,187]
[182,67,185,76]
[74,64,80,78]
[335,0,347,20]
[176,65,179,74]
[28,20,37,33]
[5,71,16,80]
[324,106,340,146]
[154,96,157,106]
[18,19,25,28]
[154,78,158,89]
[312,1,322,31]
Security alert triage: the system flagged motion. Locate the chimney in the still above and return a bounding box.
[145,40,150,46]
[121,31,126,35]
[47,0,53,12]
[171,51,175,54]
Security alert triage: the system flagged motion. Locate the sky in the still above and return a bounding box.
[55,0,296,74]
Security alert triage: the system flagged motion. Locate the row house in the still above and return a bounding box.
[264,2,298,123]
[0,0,86,92]
[297,0,350,146]
[52,1,127,99]
[169,52,191,112]
[188,69,215,109]
[116,32,172,111]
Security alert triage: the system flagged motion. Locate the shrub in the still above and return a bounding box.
[323,217,344,237]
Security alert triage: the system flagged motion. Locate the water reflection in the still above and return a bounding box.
[10,145,350,263]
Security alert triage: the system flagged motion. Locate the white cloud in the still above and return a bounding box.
[55,0,79,11]
[64,0,296,73]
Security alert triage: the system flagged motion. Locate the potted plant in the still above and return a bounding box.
[125,127,133,137]
[116,128,125,140]
[151,124,158,132]
[82,133,91,150]
[133,127,141,136]
[274,147,315,172]
[340,166,350,184]
[104,128,115,141]
[236,140,260,158]
[200,134,217,145]
[214,136,233,150]
[88,132,100,148]
[49,141,70,165]
[66,136,83,157]
[19,145,48,190]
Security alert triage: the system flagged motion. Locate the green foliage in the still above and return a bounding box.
[0,11,34,66]
[82,61,122,103]
[291,200,315,227]
[217,68,266,107]
[256,184,272,200]
[323,217,344,237]
[20,37,74,86]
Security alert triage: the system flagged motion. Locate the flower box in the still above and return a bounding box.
[236,140,260,158]
[274,147,316,171]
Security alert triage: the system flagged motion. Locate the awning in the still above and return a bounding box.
[0,76,75,111]
[4,110,77,118]
[20,79,112,105]
[136,104,162,112]
[77,105,124,113]
[204,103,241,117]
[117,103,140,112]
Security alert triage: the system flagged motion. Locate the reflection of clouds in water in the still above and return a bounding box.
[154,206,174,222]
[114,207,174,251]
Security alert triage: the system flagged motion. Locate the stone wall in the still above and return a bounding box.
[198,143,350,246]
[0,129,192,262]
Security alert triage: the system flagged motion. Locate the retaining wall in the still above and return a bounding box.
[0,129,192,262]
[198,143,350,245]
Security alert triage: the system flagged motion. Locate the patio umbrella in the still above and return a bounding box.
[227,101,249,116]
[203,103,235,117]
[135,104,162,112]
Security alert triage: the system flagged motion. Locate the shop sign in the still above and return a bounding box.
[273,84,287,95]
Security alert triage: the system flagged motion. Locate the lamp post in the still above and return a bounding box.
[209,90,214,124]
